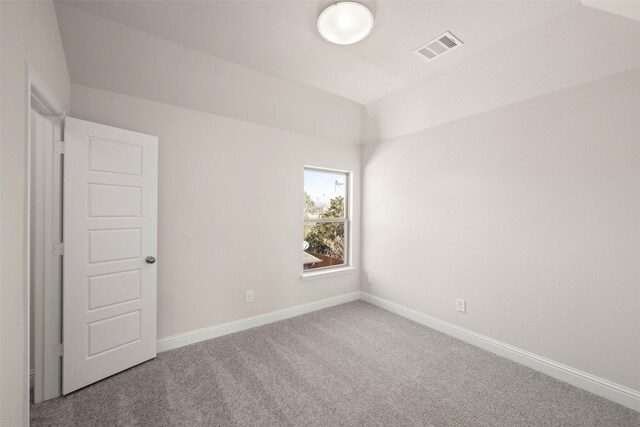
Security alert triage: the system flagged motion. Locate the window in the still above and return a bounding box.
[303,167,350,272]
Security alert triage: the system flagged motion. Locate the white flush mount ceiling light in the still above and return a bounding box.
[317,2,374,45]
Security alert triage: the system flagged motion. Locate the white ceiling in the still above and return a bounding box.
[56,0,580,104]
[367,3,640,141]
[582,1,640,22]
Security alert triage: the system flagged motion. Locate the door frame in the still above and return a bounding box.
[24,64,65,419]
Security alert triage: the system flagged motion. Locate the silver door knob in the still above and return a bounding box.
[145,256,156,264]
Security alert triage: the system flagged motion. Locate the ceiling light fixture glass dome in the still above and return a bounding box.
[317,2,374,45]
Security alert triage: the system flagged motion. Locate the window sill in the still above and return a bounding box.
[300,266,356,282]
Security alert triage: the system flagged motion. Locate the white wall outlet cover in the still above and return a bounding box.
[456,298,466,313]
[367,273,374,284]
[245,291,254,303]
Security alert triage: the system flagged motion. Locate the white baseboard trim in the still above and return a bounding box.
[360,292,640,412]
[157,291,361,353]
[155,290,639,412]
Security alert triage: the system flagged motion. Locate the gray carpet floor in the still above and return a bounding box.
[31,301,639,426]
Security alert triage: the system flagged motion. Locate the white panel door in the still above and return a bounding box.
[63,117,158,394]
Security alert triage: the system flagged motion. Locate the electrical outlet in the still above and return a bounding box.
[456,298,466,313]
[245,290,254,303]
[367,273,374,284]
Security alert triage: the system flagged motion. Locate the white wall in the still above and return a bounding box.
[361,66,640,392]
[0,1,3,420]
[71,84,361,340]
[0,1,70,425]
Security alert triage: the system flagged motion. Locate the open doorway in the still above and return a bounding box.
[26,65,65,406]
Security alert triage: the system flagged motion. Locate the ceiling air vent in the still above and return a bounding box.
[414,31,463,62]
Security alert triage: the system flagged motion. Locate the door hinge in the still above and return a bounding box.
[54,140,65,155]
[53,242,64,256]
[53,343,63,357]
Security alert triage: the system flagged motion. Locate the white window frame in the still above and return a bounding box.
[302,166,353,279]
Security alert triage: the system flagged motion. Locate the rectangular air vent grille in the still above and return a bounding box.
[414,31,463,62]
[439,35,458,49]
[417,47,436,59]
